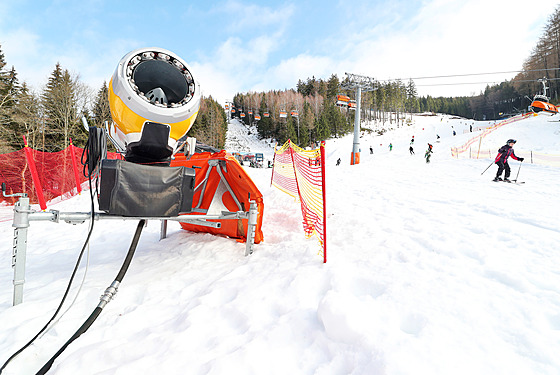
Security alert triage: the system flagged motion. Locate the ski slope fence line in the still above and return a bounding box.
[449,112,560,166]
[0,143,121,221]
[451,148,560,167]
[271,140,327,263]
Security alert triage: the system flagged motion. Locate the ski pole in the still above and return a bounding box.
[481,161,494,175]
[514,160,523,181]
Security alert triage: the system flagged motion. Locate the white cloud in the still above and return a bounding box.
[1,28,50,90]
[334,0,560,97]
[257,54,335,91]
[197,0,560,101]
[216,1,295,32]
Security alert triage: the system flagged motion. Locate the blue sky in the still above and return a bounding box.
[1,0,558,104]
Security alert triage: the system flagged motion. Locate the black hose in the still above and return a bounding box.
[35,307,103,375]
[36,219,145,375]
[0,178,97,375]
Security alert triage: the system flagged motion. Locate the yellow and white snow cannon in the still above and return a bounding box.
[108,47,201,164]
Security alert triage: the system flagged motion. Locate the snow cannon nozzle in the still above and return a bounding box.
[108,47,201,164]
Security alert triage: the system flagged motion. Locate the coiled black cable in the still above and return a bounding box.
[0,127,107,374]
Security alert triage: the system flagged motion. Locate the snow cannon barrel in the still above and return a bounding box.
[108,47,201,164]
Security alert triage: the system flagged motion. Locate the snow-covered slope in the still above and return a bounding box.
[1,113,559,375]
[224,119,275,159]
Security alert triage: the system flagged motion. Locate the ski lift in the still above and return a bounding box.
[263,112,270,117]
[240,112,246,118]
[231,108,236,113]
[348,100,357,110]
[248,110,253,115]
[254,114,261,121]
[279,110,287,118]
[336,94,350,107]
[530,77,558,115]
[290,110,299,117]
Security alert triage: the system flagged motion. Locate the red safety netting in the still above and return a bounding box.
[0,144,121,208]
[271,140,327,262]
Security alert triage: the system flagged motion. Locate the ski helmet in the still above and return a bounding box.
[507,139,516,144]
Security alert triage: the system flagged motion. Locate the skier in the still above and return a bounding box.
[425,143,433,163]
[409,146,415,155]
[370,146,373,154]
[410,136,414,145]
[389,143,393,151]
[493,139,524,182]
[336,158,341,166]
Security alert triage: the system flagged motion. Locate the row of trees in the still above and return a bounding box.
[232,75,432,145]
[0,44,227,153]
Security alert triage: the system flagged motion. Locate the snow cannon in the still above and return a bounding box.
[108,47,201,164]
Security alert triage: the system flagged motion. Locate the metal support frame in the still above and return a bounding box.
[192,159,243,213]
[7,192,259,306]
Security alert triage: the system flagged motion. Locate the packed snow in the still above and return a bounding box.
[1,113,559,375]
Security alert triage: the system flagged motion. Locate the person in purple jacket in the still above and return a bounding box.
[493,139,524,182]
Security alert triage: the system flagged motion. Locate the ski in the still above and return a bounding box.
[492,179,525,184]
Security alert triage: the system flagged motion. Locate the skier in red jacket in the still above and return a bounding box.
[493,139,524,182]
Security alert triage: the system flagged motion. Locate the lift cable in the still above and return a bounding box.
[415,77,560,87]
[377,67,560,83]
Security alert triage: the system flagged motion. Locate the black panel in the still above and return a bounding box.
[125,121,173,165]
[99,159,195,217]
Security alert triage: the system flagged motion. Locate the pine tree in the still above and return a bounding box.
[0,61,22,152]
[315,113,330,141]
[326,74,340,100]
[285,114,297,144]
[257,93,273,138]
[11,83,41,149]
[406,79,419,115]
[92,81,111,127]
[41,63,86,151]
[299,101,314,147]
[188,97,228,149]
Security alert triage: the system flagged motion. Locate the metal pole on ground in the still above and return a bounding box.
[342,73,376,165]
[351,86,361,165]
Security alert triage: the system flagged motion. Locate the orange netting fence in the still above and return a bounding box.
[450,112,560,167]
[271,140,327,262]
[0,139,121,215]
[451,113,534,158]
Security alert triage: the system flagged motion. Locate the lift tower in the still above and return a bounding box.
[342,73,375,165]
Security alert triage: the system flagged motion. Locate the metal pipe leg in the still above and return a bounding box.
[245,200,258,256]
[12,197,30,305]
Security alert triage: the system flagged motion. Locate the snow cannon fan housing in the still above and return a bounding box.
[108,47,201,164]
[99,47,198,217]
